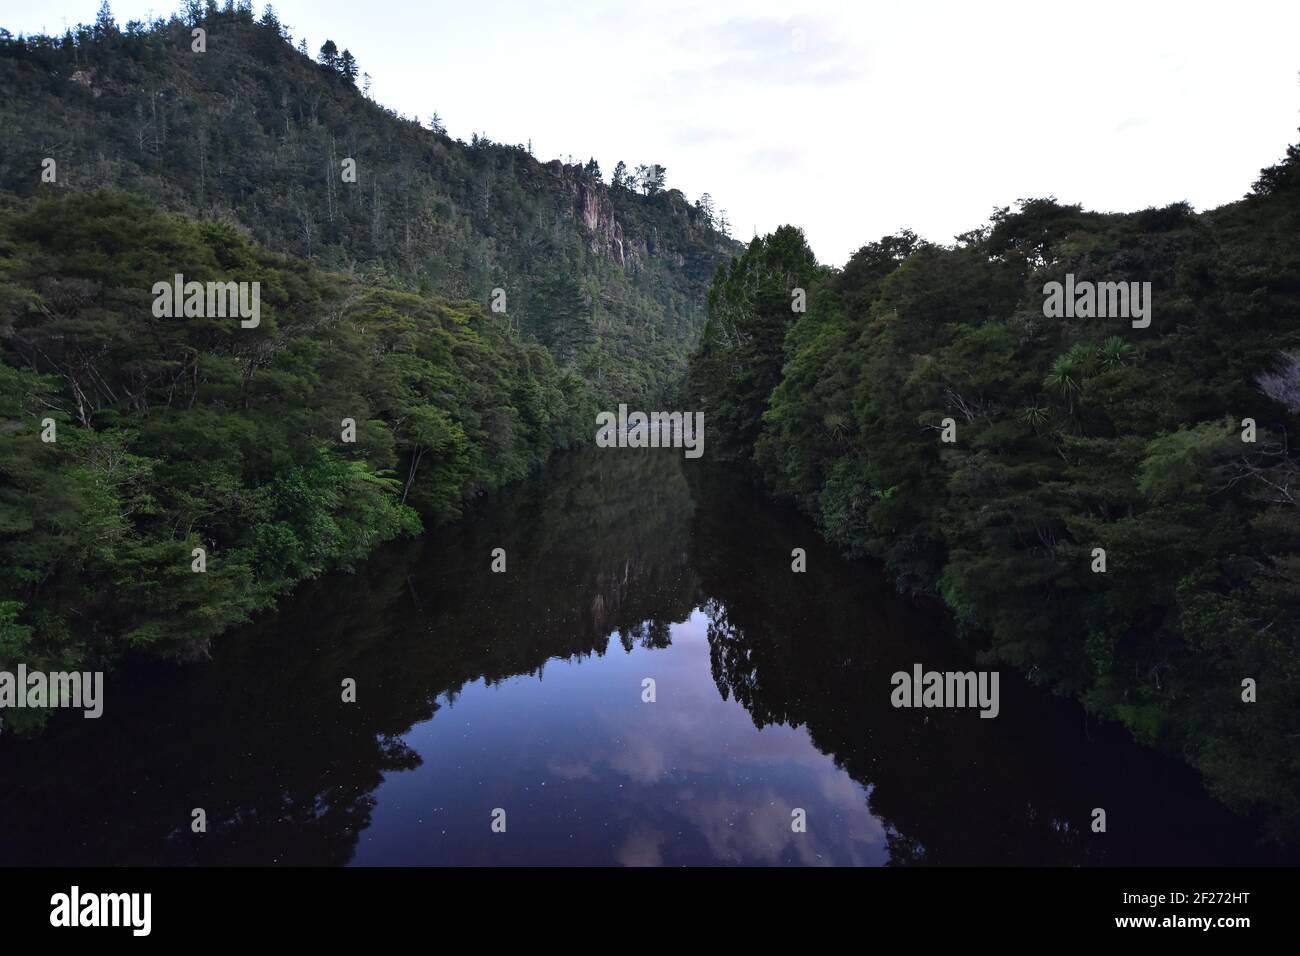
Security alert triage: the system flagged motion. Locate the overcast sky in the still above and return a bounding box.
[7,0,1300,264]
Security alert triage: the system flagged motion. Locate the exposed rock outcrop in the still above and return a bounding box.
[546,161,627,265]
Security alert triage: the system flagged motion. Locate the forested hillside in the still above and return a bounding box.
[0,3,740,404]
[0,189,592,727]
[0,2,741,715]
[688,142,1300,838]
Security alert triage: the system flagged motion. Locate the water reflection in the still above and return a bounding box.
[0,451,1288,865]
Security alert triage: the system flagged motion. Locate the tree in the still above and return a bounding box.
[296,37,308,57]
[533,273,594,365]
[694,192,715,227]
[583,157,601,181]
[317,39,338,70]
[94,1,117,37]
[428,111,446,135]
[686,225,820,462]
[649,165,666,195]
[634,164,666,195]
[611,161,627,189]
[339,49,358,84]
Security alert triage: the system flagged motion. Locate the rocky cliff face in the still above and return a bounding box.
[543,160,729,274]
[547,160,627,265]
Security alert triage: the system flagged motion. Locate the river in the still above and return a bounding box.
[0,450,1286,865]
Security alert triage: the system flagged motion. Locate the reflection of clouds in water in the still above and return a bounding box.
[590,615,886,864]
[616,826,665,868]
[546,759,596,781]
[672,786,878,866]
[676,787,803,864]
[608,733,672,784]
[610,788,843,868]
[818,772,883,847]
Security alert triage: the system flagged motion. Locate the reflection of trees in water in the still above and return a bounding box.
[0,450,700,865]
[704,597,782,730]
[0,451,1283,865]
[684,465,1284,866]
[617,619,674,653]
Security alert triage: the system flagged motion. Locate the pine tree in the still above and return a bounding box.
[695,192,715,227]
[339,49,358,84]
[317,39,339,70]
[94,1,117,37]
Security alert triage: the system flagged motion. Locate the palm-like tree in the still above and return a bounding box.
[823,410,850,447]
[1044,346,1090,411]
[1097,336,1136,372]
[1019,404,1050,430]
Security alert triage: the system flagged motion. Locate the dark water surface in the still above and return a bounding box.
[0,451,1288,865]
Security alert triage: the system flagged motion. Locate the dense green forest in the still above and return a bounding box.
[0,189,592,726]
[687,141,1300,838]
[0,3,739,405]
